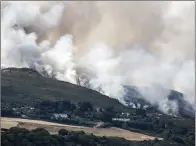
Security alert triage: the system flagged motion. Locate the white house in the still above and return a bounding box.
[112,118,130,122]
[51,113,68,120]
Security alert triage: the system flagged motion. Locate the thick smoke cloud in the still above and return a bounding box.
[1,1,195,115]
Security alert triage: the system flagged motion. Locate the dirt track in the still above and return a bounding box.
[1,117,162,141]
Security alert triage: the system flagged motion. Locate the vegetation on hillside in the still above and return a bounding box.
[1,68,131,112]
[2,99,195,146]
[1,68,195,146]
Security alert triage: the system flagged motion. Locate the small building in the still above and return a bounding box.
[112,118,130,122]
[51,113,68,120]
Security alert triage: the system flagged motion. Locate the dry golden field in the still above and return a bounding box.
[1,117,162,141]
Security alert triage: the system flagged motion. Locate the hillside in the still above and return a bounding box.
[1,68,195,146]
[73,68,195,118]
[1,67,130,112]
[2,67,194,118]
[123,85,195,118]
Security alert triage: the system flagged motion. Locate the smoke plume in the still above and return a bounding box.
[1,1,195,115]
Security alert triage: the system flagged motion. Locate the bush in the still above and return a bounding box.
[58,129,68,136]
[9,127,29,135]
[31,128,50,136]
[170,135,185,144]
[78,102,93,112]
[136,109,146,116]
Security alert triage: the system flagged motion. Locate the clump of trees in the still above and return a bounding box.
[1,127,189,146]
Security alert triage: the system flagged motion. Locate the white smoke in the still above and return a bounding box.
[1,1,195,115]
[79,43,125,102]
[42,35,76,83]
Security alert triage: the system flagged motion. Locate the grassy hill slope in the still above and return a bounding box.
[1,68,131,112]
